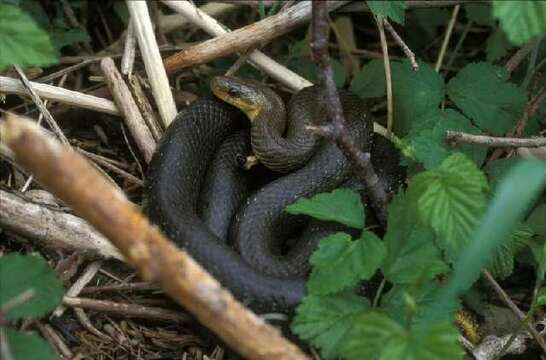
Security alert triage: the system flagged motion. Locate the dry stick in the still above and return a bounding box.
[121,19,137,76]
[0,189,123,260]
[383,19,418,71]
[100,58,156,163]
[162,0,312,92]
[482,270,546,353]
[435,4,461,72]
[63,297,191,324]
[36,322,73,359]
[0,76,119,115]
[310,1,389,225]
[505,38,542,74]
[127,0,177,127]
[76,148,144,186]
[162,1,348,76]
[73,308,111,340]
[0,115,310,360]
[37,59,96,83]
[81,282,159,294]
[376,16,394,135]
[13,66,69,145]
[446,131,546,147]
[127,74,163,141]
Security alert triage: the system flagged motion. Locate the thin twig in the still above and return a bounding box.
[482,269,546,353]
[0,114,310,360]
[383,19,418,71]
[121,19,137,76]
[13,66,69,145]
[311,1,389,225]
[376,16,394,135]
[446,131,546,147]
[435,5,461,72]
[81,282,159,294]
[505,38,542,75]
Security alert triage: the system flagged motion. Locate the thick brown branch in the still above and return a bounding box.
[446,131,546,147]
[311,1,389,225]
[0,114,309,360]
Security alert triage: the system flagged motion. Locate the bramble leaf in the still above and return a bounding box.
[367,0,406,24]
[486,223,533,279]
[0,254,64,320]
[351,59,386,98]
[464,3,495,27]
[286,188,365,229]
[291,292,369,359]
[493,1,546,45]
[408,153,488,261]
[526,204,546,235]
[0,4,57,70]
[382,192,448,283]
[486,27,513,62]
[447,62,527,135]
[307,232,385,294]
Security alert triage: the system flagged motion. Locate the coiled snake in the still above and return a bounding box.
[144,76,402,312]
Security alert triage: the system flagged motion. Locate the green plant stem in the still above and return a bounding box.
[445,20,473,71]
[372,278,387,308]
[435,5,461,72]
[522,40,541,89]
[376,16,393,135]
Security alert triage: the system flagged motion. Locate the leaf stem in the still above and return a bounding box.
[372,278,387,308]
[435,5,460,72]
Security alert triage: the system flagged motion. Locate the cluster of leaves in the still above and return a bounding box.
[0,254,65,360]
[287,2,546,359]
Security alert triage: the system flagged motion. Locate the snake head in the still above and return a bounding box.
[210,76,274,122]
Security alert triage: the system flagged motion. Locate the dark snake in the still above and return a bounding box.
[144,76,402,313]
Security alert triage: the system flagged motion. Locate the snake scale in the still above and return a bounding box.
[144,76,402,312]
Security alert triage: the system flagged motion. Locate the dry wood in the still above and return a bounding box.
[63,297,191,324]
[0,189,123,260]
[81,282,159,294]
[163,1,348,75]
[121,19,137,76]
[126,1,177,127]
[127,74,163,141]
[0,76,119,115]
[36,323,73,359]
[162,0,313,91]
[446,131,546,147]
[100,58,156,163]
[0,114,310,360]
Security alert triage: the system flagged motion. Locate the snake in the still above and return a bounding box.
[144,76,402,313]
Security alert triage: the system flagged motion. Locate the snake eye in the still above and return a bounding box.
[227,88,240,97]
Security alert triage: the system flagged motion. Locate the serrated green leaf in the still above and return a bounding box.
[382,281,461,327]
[465,3,495,27]
[493,1,546,45]
[367,0,406,24]
[0,254,64,320]
[382,191,449,283]
[444,159,546,300]
[527,204,546,235]
[0,4,57,70]
[286,188,365,229]
[447,62,527,135]
[3,328,57,360]
[307,232,385,294]
[537,287,546,306]
[486,27,513,62]
[407,109,487,169]
[487,223,533,279]
[341,312,462,360]
[350,59,386,98]
[392,61,445,135]
[291,292,369,359]
[288,57,347,88]
[408,154,488,260]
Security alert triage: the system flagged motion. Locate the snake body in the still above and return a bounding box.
[145,77,400,312]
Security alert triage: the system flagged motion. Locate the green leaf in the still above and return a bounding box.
[308,232,385,295]
[288,57,347,88]
[408,153,488,260]
[382,281,461,327]
[486,27,514,62]
[113,1,129,26]
[341,312,462,360]
[411,8,450,37]
[4,328,58,360]
[0,4,57,70]
[486,223,533,279]
[392,61,445,136]
[465,3,495,27]
[493,1,546,45]
[350,59,386,98]
[407,109,487,169]
[367,0,406,25]
[0,254,64,320]
[527,235,546,287]
[447,62,527,135]
[484,157,520,192]
[49,28,90,50]
[382,191,449,283]
[291,292,369,359]
[537,287,546,306]
[526,204,546,235]
[444,160,546,300]
[286,188,365,229]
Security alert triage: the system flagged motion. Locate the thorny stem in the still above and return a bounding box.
[310,0,389,225]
